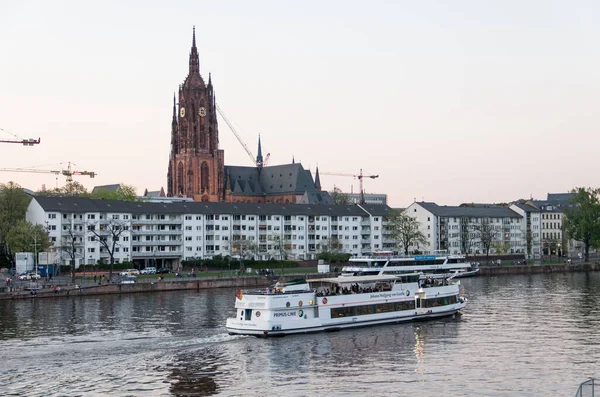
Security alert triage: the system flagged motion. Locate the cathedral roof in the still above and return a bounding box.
[225,163,321,197]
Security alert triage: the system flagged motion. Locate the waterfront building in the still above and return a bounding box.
[403,202,527,256]
[528,192,580,257]
[166,28,329,204]
[508,203,543,258]
[346,192,388,205]
[26,197,391,270]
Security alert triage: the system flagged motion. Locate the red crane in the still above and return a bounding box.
[320,169,379,204]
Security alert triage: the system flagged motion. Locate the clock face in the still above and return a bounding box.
[199,107,207,117]
[180,107,186,118]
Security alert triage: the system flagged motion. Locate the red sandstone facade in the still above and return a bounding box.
[167,28,224,201]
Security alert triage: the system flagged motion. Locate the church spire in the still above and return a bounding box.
[314,166,321,190]
[292,156,295,164]
[172,93,177,124]
[256,135,263,166]
[189,26,200,75]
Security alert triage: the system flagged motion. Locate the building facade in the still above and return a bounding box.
[403,202,535,257]
[27,197,391,270]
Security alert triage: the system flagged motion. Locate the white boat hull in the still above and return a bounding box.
[226,301,467,337]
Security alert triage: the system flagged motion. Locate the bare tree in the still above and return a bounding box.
[87,218,128,280]
[232,239,258,272]
[472,218,500,260]
[387,210,428,255]
[56,224,84,281]
[459,217,476,257]
[320,237,343,254]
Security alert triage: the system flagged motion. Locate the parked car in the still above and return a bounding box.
[140,267,156,275]
[156,268,171,274]
[18,272,41,281]
[120,275,137,284]
[120,269,140,276]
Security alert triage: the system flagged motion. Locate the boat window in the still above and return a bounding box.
[245,309,252,321]
[331,301,415,318]
[421,295,458,308]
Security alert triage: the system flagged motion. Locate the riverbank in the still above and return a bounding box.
[2,262,599,300]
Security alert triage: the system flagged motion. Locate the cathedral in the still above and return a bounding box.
[167,28,331,205]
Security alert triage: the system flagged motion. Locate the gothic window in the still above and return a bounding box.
[201,162,209,192]
[188,169,194,193]
[177,162,184,195]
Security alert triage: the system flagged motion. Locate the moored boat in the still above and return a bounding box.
[343,252,479,278]
[225,273,467,337]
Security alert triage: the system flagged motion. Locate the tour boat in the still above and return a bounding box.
[343,252,479,278]
[225,274,467,337]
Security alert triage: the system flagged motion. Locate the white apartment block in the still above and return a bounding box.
[26,197,392,270]
[509,203,543,258]
[404,202,538,257]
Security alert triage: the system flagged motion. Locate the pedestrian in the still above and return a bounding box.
[94,275,97,284]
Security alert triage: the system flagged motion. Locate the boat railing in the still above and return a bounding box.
[243,288,313,296]
[573,378,597,397]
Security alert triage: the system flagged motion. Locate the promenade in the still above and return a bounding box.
[2,262,599,301]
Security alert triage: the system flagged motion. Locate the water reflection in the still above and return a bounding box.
[0,273,599,396]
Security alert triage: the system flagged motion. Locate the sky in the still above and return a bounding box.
[1,1,598,208]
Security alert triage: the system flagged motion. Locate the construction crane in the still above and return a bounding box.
[216,104,270,166]
[0,162,96,186]
[320,169,379,204]
[0,137,40,146]
[1,127,40,146]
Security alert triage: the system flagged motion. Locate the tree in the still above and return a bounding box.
[91,184,138,201]
[56,224,85,281]
[36,181,89,197]
[320,237,343,254]
[472,218,500,260]
[4,220,50,264]
[459,217,476,256]
[0,182,33,267]
[87,218,128,280]
[387,210,428,255]
[564,187,600,262]
[330,187,350,205]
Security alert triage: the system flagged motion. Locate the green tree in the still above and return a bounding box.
[5,220,50,259]
[330,187,350,205]
[387,210,428,255]
[0,182,33,267]
[36,181,90,197]
[91,184,138,201]
[564,187,600,262]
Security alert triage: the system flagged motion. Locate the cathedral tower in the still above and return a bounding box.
[168,27,224,201]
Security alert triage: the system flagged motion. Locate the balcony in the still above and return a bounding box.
[132,229,182,235]
[132,250,183,258]
[133,218,182,225]
[132,239,183,246]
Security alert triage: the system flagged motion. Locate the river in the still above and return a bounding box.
[0,272,599,396]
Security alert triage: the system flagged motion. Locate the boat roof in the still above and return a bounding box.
[307,274,417,285]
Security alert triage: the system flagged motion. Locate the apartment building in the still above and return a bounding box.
[403,202,531,256]
[26,197,391,269]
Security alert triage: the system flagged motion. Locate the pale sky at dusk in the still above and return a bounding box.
[1,1,598,208]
